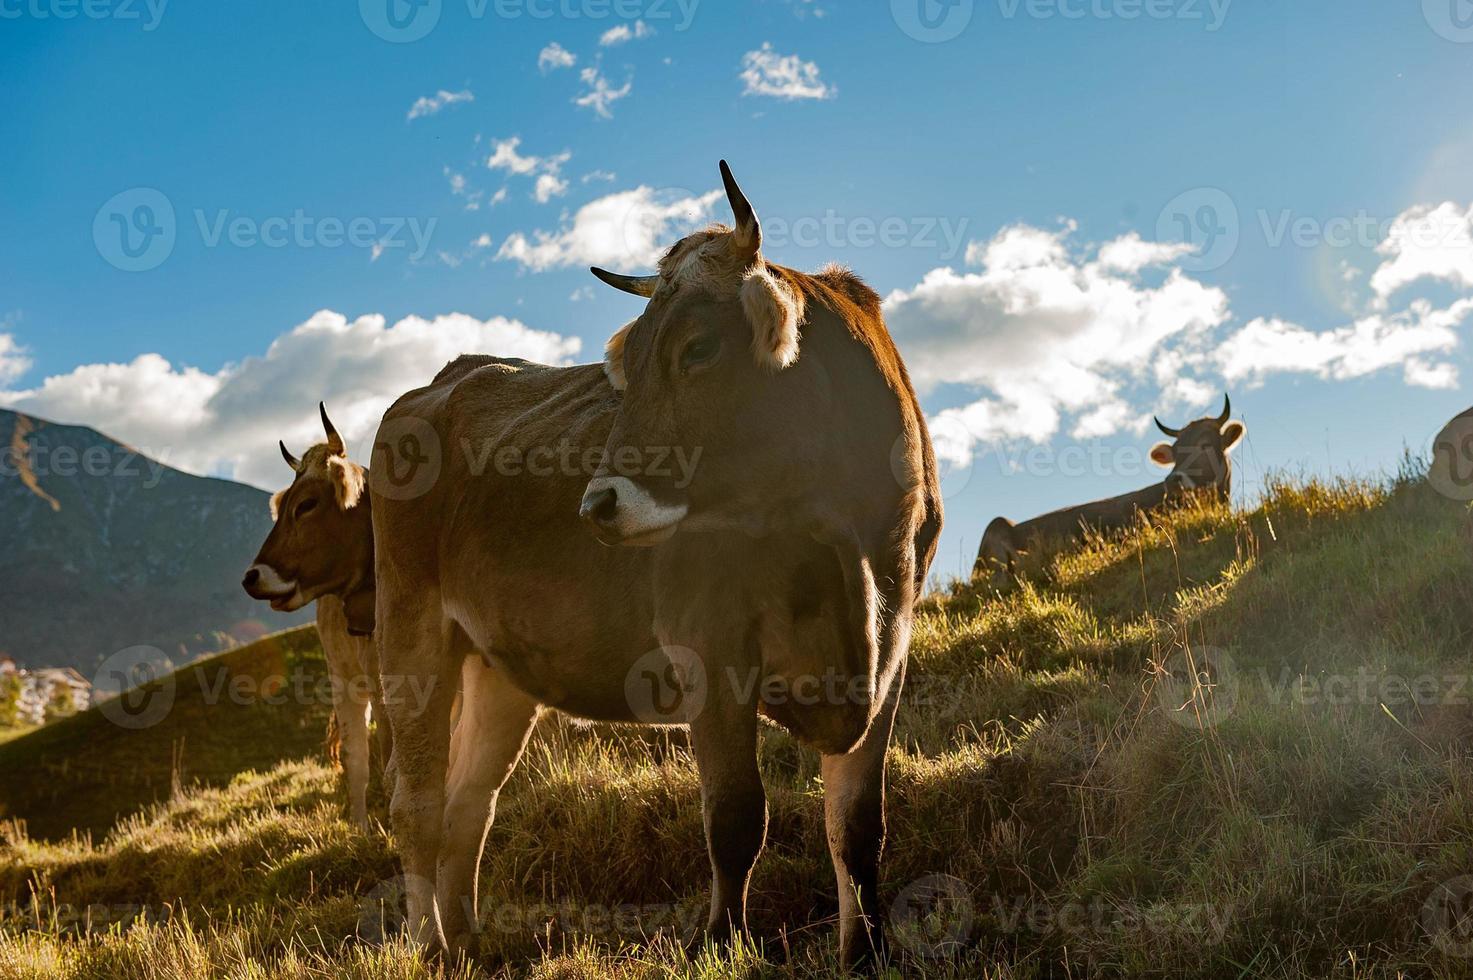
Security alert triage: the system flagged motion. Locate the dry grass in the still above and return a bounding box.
[3,470,1472,978]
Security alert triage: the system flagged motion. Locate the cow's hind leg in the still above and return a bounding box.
[821,670,903,973]
[436,655,540,956]
[378,598,459,950]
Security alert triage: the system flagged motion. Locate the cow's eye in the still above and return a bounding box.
[294,498,319,520]
[679,333,721,373]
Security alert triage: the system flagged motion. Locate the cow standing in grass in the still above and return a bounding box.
[373,165,938,972]
[242,405,383,830]
[581,162,942,970]
[974,395,1246,588]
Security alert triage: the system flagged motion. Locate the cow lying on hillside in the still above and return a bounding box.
[975,395,1246,587]
[242,404,383,829]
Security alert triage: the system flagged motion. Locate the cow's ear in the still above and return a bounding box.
[1221,421,1246,452]
[328,457,366,509]
[269,489,286,521]
[1149,442,1175,467]
[604,319,634,391]
[741,265,803,370]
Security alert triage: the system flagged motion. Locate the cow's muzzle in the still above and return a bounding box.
[242,563,305,610]
[578,476,686,547]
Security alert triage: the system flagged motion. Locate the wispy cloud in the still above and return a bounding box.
[575,66,633,119]
[740,43,834,100]
[538,41,577,73]
[406,88,474,121]
[533,173,569,203]
[0,331,30,386]
[497,185,721,272]
[599,20,654,45]
[486,136,571,177]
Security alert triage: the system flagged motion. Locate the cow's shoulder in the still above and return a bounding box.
[432,354,539,386]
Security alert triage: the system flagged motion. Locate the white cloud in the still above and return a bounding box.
[740,43,834,101]
[583,169,617,184]
[1095,232,1195,274]
[486,136,571,177]
[0,311,581,491]
[488,187,509,207]
[538,42,577,73]
[496,185,722,272]
[885,222,1230,464]
[471,233,493,249]
[599,20,653,45]
[1214,300,1473,390]
[894,201,1473,468]
[575,67,633,119]
[0,333,32,386]
[1369,201,1473,303]
[533,173,569,203]
[406,88,474,121]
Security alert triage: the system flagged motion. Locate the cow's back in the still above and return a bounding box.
[373,358,658,721]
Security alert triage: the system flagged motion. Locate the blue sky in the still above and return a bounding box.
[4,0,1473,578]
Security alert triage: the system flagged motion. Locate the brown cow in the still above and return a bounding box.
[580,161,942,970]
[243,405,383,829]
[974,395,1246,587]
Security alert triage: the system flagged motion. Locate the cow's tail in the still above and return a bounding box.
[975,517,1018,586]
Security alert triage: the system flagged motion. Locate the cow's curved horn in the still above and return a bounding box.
[1215,393,1232,427]
[720,160,761,262]
[1154,416,1183,439]
[590,266,659,298]
[320,402,345,455]
[279,440,301,472]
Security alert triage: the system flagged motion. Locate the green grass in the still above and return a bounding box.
[3,470,1473,978]
[0,625,332,840]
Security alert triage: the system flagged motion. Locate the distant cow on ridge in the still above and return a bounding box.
[975,395,1245,587]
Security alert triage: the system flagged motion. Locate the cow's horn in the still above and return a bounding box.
[1154,416,1182,439]
[320,402,345,455]
[590,267,659,298]
[719,160,761,261]
[1215,393,1232,427]
[279,440,301,472]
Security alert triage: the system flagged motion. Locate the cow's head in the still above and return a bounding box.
[243,404,375,631]
[1149,395,1246,498]
[579,162,831,545]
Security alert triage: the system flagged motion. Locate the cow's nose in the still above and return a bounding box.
[579,485,620,530]
[242,567,261,589]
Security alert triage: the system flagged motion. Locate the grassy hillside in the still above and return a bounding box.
[3,470,1473,978]
[0,625,331,840]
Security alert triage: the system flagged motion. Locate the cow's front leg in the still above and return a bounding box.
[436,656,541,956]
[821,664,902,973]
[684,647,767,949]
[377,601,459,951]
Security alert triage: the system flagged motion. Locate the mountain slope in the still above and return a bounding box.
[0,408,309,674]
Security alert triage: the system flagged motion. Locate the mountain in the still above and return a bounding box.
[0,408,310,674]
